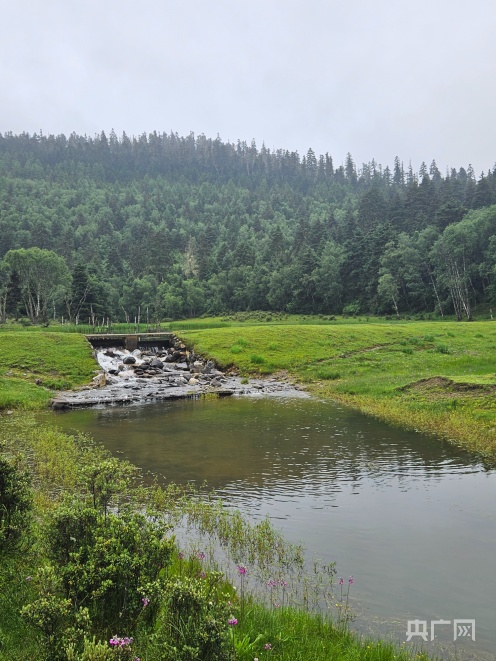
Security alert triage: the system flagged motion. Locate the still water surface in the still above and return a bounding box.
[49,396,496,659]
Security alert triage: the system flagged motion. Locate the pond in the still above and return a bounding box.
[47,395,496,660]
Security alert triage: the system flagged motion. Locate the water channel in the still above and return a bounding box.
[47,395,496,660]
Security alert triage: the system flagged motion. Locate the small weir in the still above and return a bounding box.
[85,332,174,352]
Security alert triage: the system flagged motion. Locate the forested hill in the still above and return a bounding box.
[0,130,495,323]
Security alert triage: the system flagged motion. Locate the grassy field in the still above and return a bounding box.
[179,321,496,458]
[0,332,97,409]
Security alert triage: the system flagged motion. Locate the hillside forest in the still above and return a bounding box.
[1,130,496,324]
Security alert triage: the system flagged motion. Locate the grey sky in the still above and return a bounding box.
[2,0,496,176]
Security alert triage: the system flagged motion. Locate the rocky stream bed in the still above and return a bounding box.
[51,337,308,409]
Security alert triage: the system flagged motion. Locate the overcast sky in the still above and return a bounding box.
[1,0,495,176]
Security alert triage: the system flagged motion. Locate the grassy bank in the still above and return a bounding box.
[0,332,96,409]
[179,320,496,458]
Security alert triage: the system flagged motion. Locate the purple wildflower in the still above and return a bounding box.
[109,636,133,647]
[349,575,354,585]
[237,563,247,575]
[264,642,273,650]
[141,597,149,607]
[228,617,238,626]
[197,551,206,560]
[339,576,344,585]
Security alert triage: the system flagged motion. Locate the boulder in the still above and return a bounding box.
[203,360,215,374]
[51,399,69,410]
[123,355,136,365]
[92,372,107,387]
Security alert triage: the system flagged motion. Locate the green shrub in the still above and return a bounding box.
[45,501,174,633]
[21,499,174,658]
[155,575,231,661]
[0,449,32,553]
[435,344,450,354]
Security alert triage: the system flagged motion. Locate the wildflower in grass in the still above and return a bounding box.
[25,576,32,581]
[267,579,276,588]
[238,563,247,614]
[339,577,344,585]
[141,597,149,607]
[228,617,238,626]
[349,575,354,584]
[178,551,184,560]
[197,551,206,560]
[264,642,272,650]
[109,636,134,647]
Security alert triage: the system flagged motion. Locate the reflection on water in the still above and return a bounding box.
[47,397,496,659]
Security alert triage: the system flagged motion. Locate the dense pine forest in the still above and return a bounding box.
[1,129,495,323]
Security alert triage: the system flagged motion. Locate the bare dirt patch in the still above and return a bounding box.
[400,376,496,397]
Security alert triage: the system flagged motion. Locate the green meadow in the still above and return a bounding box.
[0,332,96,409]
